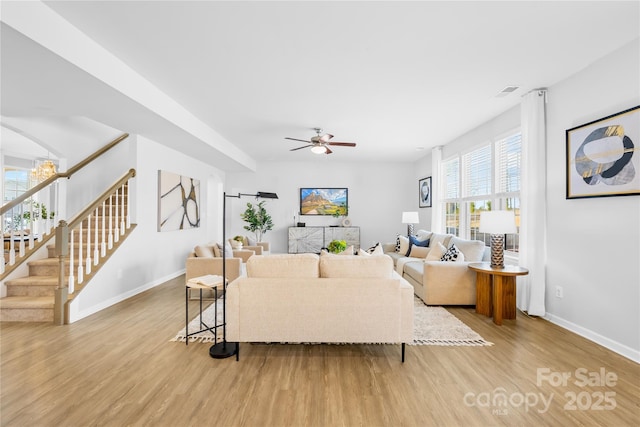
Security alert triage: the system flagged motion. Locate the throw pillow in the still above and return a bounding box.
[358,249,371,256]
[415,230,433,242]
[247,236,257,246]
[194,245,214,258]
[366,242,384,256]
[448,236,485,262]
[441,243,465,262]
[212,244,222,257]
[425,242,447,261]
[395,235,402,252]
[339,245,354,255]
[430,233,453,248]
[216,242,234,258]
[398,235,411,256]
[409,235,429,248]
[408,246,430,258]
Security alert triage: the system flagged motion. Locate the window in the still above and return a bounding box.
[441,131,521,254]
[3,168,30,232]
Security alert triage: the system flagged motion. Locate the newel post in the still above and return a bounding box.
[53,220,69,325]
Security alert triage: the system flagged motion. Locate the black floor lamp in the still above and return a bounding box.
[209,191,278,359]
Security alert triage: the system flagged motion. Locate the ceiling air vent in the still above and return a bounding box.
[496,85,520,98]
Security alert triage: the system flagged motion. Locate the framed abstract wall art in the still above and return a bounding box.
[566,106,639,199]
[158,170,200,231]
[419,176,432,207]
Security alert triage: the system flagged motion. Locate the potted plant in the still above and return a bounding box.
[231,235,244,249]
[241,201,274,242]
[327,239,347,254]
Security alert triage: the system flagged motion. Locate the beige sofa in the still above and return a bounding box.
[383,231,490,306]
[226,253,414,361]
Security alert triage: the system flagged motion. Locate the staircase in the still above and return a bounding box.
[1,176,136,323]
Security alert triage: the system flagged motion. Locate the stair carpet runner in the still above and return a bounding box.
[1,196,128,322]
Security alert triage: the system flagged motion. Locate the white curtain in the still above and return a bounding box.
[517,89,547,316]
[430,146,444,232]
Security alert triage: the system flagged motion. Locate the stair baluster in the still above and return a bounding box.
[114,187,120,243]
[125,183,131,229]
[101,200,107,257]
[120,184,126,236]
[68,229,75,293]
[108,194,113,250]
[28,196,34,250]
[94,207,99,266]
[85,212,92,275]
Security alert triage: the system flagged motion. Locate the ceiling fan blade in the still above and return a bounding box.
[327,142,356,147]
[285,137,311,143]
[290,145,311,151]
[325,147,333,154]
[319,133,334,143]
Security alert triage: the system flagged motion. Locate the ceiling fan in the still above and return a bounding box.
[285,128,356,154]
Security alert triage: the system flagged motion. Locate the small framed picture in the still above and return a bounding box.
[566,105,640,199]
[419,176,432,208]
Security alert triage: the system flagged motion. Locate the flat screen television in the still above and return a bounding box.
[300,188,348,216]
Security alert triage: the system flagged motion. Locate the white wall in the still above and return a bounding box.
[413,154,432,230]
[70,135,225,321]
[226,160,415,253]
[544,39,640,360]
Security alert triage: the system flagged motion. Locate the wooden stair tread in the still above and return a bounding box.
[5,276,64,286]
[0,296,54,309]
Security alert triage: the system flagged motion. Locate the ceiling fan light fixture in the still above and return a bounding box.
[311,145,326,154]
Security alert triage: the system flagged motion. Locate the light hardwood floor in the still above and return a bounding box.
[1,275,638,426]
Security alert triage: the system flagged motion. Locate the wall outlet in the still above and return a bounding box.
[555,286,563,298]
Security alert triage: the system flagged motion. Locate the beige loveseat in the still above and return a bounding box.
[383,231,490,306]
[226,253,414,361]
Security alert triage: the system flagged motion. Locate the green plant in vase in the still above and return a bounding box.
[241,201,274,242]
[327,239,347,254]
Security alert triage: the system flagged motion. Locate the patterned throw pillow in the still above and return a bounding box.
[440,244,465,262]
[395,235,402,252]
[366,242,384,255]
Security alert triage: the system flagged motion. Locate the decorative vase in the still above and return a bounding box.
[231,241,243,250]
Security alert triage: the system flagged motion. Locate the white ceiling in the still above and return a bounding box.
[2,1,639,168]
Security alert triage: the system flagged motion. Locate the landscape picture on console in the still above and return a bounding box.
[300,188,348,215]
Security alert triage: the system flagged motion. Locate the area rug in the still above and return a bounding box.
[171,297,493,346]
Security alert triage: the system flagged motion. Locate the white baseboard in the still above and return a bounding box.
[69,269,185,323]
[545,313,640,364]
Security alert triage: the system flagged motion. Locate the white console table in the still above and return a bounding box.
[288,226,360,253]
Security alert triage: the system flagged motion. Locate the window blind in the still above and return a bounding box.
[462,144,491,197]
[443,158,459,199]
[496,133,522,194]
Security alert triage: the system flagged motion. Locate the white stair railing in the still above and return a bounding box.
[57,169,135,311]
[1,181,59,275]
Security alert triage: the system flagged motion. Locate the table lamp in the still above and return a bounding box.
[401,211,419,236]
[479,210,517,269]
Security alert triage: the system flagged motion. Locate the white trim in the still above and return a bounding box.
[68,269,185,323]
[545,313,640,364]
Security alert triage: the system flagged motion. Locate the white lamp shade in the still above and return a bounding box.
[311,145,326,154]
[479,210,517,234]
[401,211,420,224]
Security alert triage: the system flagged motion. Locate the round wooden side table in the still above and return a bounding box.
[468,262,529,325]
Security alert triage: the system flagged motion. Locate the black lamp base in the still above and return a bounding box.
[209,341,238,359]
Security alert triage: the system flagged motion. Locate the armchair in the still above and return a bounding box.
[186,244,246,299]
[228,237,270,256]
